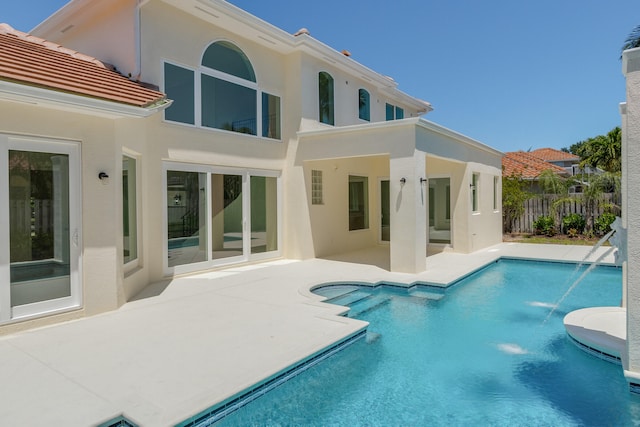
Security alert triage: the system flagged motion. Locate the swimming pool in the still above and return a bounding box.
[191,259,639,426]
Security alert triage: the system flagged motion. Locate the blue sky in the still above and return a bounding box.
[2,0,637,153]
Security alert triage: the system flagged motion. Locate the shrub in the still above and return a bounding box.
[562,213,586,234]
[533,215,555,236]
[594,212,617,236]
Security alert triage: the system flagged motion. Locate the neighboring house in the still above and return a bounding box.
[502,150,571,193]
[0,0,503,333]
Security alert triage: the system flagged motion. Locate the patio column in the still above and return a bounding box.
[623,47,640,387]
[389,150,427,273]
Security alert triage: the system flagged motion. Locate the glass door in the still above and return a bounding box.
[1,137,81,322]
[380,179,390,242]
[428,177,451,244]
[164,164,281,275]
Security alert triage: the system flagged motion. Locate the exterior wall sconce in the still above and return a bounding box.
[174,194,182,205]
[420,178,427,185]
[400,177,406,185]
[98,172,109,184]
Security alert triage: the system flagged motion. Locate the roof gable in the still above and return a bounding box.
[0,23,166,108]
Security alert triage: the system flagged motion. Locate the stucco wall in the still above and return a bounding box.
[0,100,127,333]
[305,156,388,257]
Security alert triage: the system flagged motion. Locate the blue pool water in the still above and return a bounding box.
[210,259,639,426]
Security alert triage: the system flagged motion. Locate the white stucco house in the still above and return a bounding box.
[0,0,503,333]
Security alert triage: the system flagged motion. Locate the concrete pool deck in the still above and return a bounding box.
[0,243,618,426]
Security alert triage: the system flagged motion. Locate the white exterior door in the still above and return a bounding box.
[0,135,81,323]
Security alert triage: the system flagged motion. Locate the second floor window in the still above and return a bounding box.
[358,89,370,121]
[386,103,404,121]
[164,41,281,140]
[319,71,334,125]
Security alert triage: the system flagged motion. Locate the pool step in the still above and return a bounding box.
[326,289,373,307]
[314,285,360,300]
[409,288,445,301]
[348,296,392,317]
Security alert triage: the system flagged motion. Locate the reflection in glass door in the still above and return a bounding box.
[166,170,207,268]
[211,174,244,260]
[250,176,278,254]
[9,150,70,307]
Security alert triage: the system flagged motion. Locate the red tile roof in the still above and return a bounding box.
[502,151,570,179]
[529,147,579,162]
[0,23,166,108]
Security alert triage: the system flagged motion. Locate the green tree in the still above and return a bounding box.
[575,127,621,173]
[502,174,531,233]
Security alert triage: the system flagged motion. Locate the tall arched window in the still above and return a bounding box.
[163,41,281,140]
[318,71,334,125]
[201,41,257,134]
[358,89,370,121]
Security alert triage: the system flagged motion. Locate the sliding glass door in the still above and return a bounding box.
[165,163,280,275]
[0,136,81,323]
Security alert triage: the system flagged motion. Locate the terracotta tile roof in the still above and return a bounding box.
[529,147,579,162]
[502,151,570,179]
[0,23,166,108]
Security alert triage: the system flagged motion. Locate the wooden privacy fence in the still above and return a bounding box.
[508,193,620,234]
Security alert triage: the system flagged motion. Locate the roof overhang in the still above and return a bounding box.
[0,79,172,118]
[297,118,502,165]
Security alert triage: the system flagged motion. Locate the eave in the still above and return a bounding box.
[0,79,171,118]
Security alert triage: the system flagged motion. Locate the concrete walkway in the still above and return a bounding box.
[0,243,617,426]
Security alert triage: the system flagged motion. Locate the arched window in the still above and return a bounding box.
[201,41,257,134]
[202,41,256,82]
[358,89,370,121]
[318,72,334,125]
[163,41,280,140]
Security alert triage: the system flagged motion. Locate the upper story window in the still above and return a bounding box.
[319,72,334,125]
[385,103,404,121]
[358,89,370,121]
[163,41,281,140]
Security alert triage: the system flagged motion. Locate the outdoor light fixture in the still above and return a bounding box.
[98,172,109,184]
[400,177,406,185]
[174,194,181,205]
[420,178,427,185]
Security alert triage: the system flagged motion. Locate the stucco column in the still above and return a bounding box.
[389,150,427,273]
[623,48,640,382]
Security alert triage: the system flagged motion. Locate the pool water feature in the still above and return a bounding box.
[201,259,638,426]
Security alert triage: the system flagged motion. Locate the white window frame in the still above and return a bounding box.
[122,149,142,273]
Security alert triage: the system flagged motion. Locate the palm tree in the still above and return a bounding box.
[622,24,640,56]
[577,127,621,173]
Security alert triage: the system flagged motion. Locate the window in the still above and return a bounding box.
[201,74,256,134]
[358,89,370,121]
[262,92,281,139]
[319,72,334,125]
[471,173,479,212]
[386,103,404,121]
[385,103,394,121]
[493,176,499,211]
[164,62,195,125]
[311,170,323,205]
[122,155,138,265]
[349,175,369,230]
[163,42,281,140]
